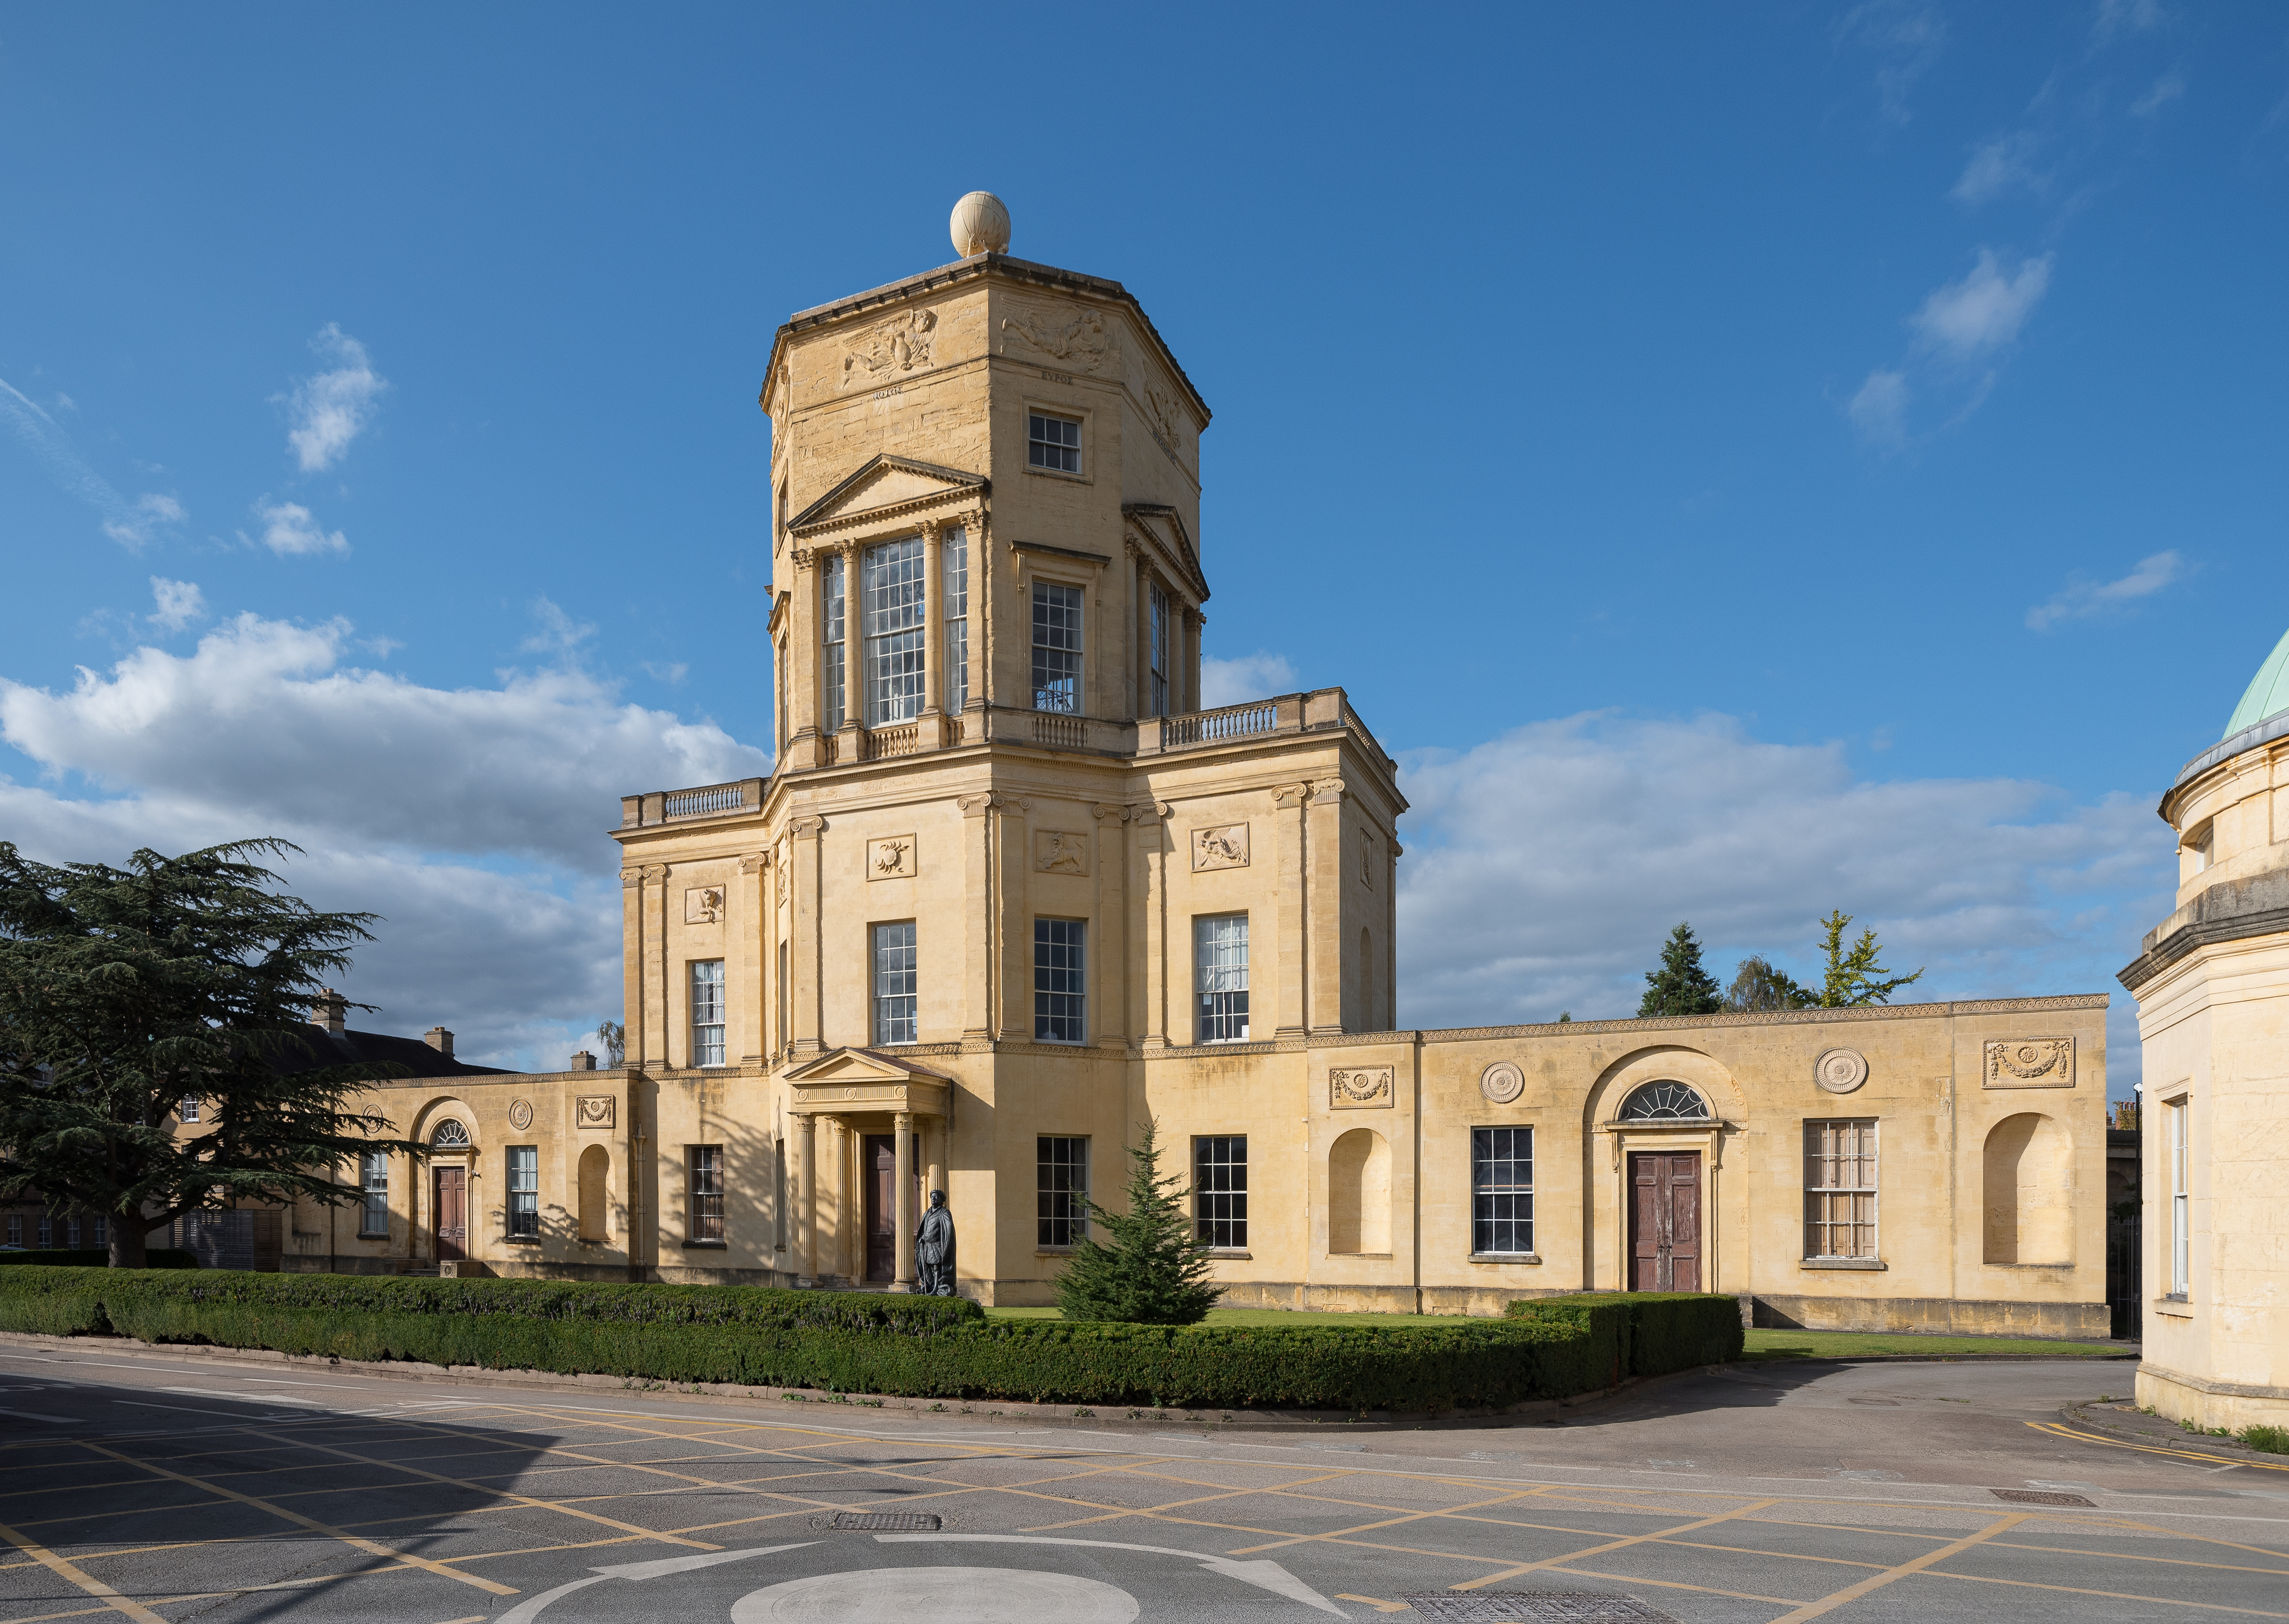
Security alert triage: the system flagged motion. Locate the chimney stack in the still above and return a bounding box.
[313,988,346,1036]
[424,1026,455,1057]
[570,1050,597,1072]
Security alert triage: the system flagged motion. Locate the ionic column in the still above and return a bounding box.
[794,1114,817,1285]
[893,1111,916,1290]
[840,545,867,743]
[1130,542,1151,719]
[833,1120,854,1281]
[920,520,945,731]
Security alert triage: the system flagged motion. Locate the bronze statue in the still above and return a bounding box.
[915,1188,956,1295]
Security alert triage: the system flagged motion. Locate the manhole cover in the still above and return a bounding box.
[1397,1595,1681,1622]
[825,1511,942,1531]
[1990,1488,2095,1507]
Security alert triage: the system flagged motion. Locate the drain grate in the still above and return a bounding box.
[1990,1488,2095,1507]
[1397,1595,1681,1622]
[826,1511,942,1531]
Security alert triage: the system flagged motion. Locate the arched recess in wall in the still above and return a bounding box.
[1982,1112,2071,1265]
[1328,1128,1392,1255]
[578,1145,610,1242]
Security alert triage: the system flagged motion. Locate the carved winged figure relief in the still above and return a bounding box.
[842,309,938,387]
[1002,304,1114,367]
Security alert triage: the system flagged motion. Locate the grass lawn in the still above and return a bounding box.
[982,1305,2132,1360]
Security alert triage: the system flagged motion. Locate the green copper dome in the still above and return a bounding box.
[2223,626,2289,741]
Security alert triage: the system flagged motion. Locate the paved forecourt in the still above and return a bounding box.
[0,1341,2284,1624]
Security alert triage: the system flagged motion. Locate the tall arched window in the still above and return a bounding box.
[1619,1081,1709,1121]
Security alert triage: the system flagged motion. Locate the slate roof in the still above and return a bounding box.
[272,1026,512,1080]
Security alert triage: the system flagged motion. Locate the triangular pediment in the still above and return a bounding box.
[788,455,986,536]
[782,1045,952,1085]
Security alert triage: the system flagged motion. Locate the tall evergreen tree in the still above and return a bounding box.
[0,840,423,1266]
[1638,922,1725,1016]
[1054,1118,1222,1324]
[1811,909,1923,1007]
[1726,955,1815,1012]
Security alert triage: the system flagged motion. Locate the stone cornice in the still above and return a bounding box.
[1122,504,1210,602]
[2119,905,2289,994]
[787,453,986,538]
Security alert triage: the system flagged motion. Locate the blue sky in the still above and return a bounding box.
[3,4,2283,1087]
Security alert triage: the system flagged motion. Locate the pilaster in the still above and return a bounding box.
[619,867,646,1070]
[1134,799,1170,1049]
[1307,777,1346,1035]
[737,851,768,1064]
[959,794,998,1041]
[994,796,1032,1038]
[919,519,945,731]
[893,1110,916,1289]
[640,863,670,1066]
[789,816,825,1057]
[1272,784,1310,1038]
[1092,803,1128,1046]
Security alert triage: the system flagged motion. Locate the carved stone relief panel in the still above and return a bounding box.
[1983,1038,2075,1089]
[841,308,937,388]
[1191,824,1250,871]
[1001,303,1116,371]
[684,886,726,924]
[576,1095,616,1130]
[1479,1062,1524,1105]
[1034,829,1089,876]
[869,836,917,880]
[507,1099,535,1132]
[1330,1067,1395,1109]
[1814,1048,1869,1094]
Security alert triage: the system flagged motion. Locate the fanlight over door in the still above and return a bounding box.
[1619,1081,1709,1121]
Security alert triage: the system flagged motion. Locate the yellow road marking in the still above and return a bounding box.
[0,1514,167,1624]
[2029,1418,2289,1473]
[1333,1595,1410,1612]
[1762,1512,2025,1623]
[1922,1563,2289,1617]
[241,1425,718,1552]
[75,1441,517,1597]
[1448,1497,1783,1591]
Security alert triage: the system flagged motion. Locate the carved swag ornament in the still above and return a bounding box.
[1329,1067,1394,1109]
[1983,1038,2075,1089]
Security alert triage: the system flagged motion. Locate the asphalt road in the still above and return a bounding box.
[0,1337,2282,1623]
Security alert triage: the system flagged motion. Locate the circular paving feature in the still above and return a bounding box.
[732,1566,1138,1624]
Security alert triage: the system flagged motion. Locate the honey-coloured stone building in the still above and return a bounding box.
[271,197,2113,1335]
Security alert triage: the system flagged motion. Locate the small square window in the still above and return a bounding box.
[1028,412,1081,473]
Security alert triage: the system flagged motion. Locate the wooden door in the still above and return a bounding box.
[864,1136,896,1282]
[433,1168,467,1263]
[1629,1152,1700,1292]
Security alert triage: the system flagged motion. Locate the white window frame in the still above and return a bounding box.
[1037,1135,1089,1248]
[1193,1134,1247,1250]
[360,1151,389,1237]
[1027,410,1082,474]
[1471,1126,1534,1257]
[872,920,918,1045]
[1148,581,1170,718]
[1031,578,1084,714]
[862,534,927,726]
[1033,917,1086,1043]
[1804,1119,1879,1260]
[1193,913,1250,1043]
[2169,1095,2190,1297]
[690,959,726,1067]
[822,552,848,731]
[942,525,969,712]
[689,1144,725,1242]
[507,1145,539,1238]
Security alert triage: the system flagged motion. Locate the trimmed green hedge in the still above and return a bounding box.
[0,1249,198,1269]
[1507,1291,1743,1377]
[0,1268,1615,1411]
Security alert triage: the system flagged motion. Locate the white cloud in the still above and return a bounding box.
[0,610,771,868]
[283,323,386,473]
[1200,651,1298,708]
[2025,549,2188,630]
[1911,249,2054,359]
[642,661,690,686]
[247,500,349,557]
[2132,71,2186,117]
[1847,370,1910,447]
[0,376,186,549]
[522,598,597,656]
[1839,2,1949,125]
[147,577,208,633]
[2093,0,2167,44]
[1952,133,2047,203]
[1394,712,2169,1083]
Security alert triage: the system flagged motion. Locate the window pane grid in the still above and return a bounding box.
[2170,1101,2189,1294]
[1149,583,1170,718]
[1472,1127,1534,1254]
[822,553,847,730]
[361,1151,388,1235]
[863,536,928,725]
[1028,412,1081,473]
[691,959,726,1067]
[1031,581,1083,713]
[873,921,918,1045]
[1037,1135,1088,1247]
[508,1145,538,1238]
[690,1145,724,1241]
[1194,1135,1247,1249]
[942,527,969,712]
[1803,1119,1878,1259]
[1194,913,1250,1043]
[1034,918,1086,1042]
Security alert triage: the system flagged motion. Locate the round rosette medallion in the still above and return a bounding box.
[1479,1061,1524,1105]
[508,1098,535,1131]
[1813,1048,1869,1094]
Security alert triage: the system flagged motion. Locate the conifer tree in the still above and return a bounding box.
[0,840,424,1266]
[1054,1118,1222,1324]
[1638,922,1726,1017]
[1811,910,1923,1007]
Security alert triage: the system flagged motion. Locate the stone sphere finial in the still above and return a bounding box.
[950,191,1010,257]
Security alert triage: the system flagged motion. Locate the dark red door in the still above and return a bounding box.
[864,1136,896,1282]
[1629,1152,1700,1291]
[434,1168,467,1262]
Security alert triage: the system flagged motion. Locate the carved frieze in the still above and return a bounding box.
[576,1095,616,1130]
[507,1098,534,1131]
[1330,1067,1394,1109]
[1002,303,1115,370]
[1191,824,1250,872]
[1984,1038,2075,1089]
[1815,1048,1869,1094]
[841,308,937,388]
[869,836,917,879]
[1034,829,1088,875]
[684,885,725,924]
